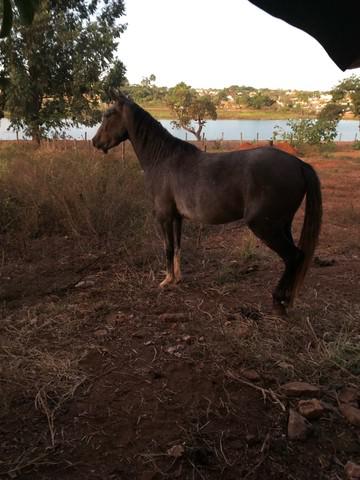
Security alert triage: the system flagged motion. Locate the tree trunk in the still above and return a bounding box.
[183,125,200,141]
[31,125,41,145]
[195,122,203,142]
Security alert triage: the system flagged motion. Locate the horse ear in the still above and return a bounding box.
[107,87,121,102]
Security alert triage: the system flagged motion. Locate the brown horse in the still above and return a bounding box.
[92,94,322,311]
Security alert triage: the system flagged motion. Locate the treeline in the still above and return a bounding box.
[124,75,327,114]
[122,74,360,142]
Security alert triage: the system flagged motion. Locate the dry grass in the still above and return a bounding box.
[0,142,148,242]
[0,141,360,479]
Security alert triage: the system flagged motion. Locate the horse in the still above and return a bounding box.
[92,93,322,312]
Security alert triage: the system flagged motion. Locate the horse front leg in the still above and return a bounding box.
[159,218,175,288]
[173,215,182,283]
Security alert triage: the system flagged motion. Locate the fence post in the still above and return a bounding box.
[240,132,243,142]
[202,132,206,151]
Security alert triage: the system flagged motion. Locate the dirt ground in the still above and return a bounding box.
[0,144,360,479]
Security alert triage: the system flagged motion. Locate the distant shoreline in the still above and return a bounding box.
[144,105,356,121]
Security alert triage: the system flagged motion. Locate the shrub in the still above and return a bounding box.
[288,119,338,146]
[273,119,338,148]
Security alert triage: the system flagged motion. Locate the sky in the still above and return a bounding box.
[118,0,360,92]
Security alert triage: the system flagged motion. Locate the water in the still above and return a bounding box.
[0,117,358,142]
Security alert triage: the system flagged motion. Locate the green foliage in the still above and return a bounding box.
[124,74,168,104]
[166,82,217,140]
[101,60,128,102]
[276,119,338,146]
[0,0,126,141]
[246,92,275,110]
[318,102,344,120]
[331,75,360,118]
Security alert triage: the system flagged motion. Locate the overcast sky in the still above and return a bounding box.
[119,0,360,92]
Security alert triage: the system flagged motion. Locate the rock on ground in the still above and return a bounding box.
[288,408,312,441]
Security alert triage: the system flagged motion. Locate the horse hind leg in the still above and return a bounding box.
[248,219,304,310]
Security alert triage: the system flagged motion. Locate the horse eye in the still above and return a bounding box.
[104,109,114,119]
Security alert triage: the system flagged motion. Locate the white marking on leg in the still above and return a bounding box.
[174,250,181,283]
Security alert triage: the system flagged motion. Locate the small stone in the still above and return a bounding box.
[298,399,326,419]
[340,404,360,427]
[159,313,189,322]
[182,335,192,344]
[281,381,320,397]
[287,408,312,440]
[339,387,359,407]
[94,329,108,337]
[345,462,360,480]
[167,444,185,458]
[166,346,177,354]
[75,279,95,288]
[241,369,261,381]
[198,336,205,342]
[314,256,336,267]
[166,345,183,355]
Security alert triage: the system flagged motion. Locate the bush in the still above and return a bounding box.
[273,119,338,147]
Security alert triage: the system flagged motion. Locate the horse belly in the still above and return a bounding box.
[199,202,244,224]
[176,193,244,225]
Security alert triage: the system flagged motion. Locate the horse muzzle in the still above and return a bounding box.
[92,137,108,154]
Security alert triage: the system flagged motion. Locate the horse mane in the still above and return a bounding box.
[129,101,200,161]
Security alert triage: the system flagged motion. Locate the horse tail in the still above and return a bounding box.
[291,162,322,304]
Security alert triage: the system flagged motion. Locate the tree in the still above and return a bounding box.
[246,92,275,110]
[0,0,126,142]
[331,75,360,120]
[166,82,217,141]
[124,74,169,104]
[318,102,344,121]
[141,74,156,88]
[1,0,40,37]
[101,60,128,103]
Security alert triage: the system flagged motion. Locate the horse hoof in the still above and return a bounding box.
[159,276,175,288]
[272,301,288,317]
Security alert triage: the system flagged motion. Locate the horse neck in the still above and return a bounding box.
[125,102,197,171]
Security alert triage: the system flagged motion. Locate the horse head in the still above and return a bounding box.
[92,92,129,153]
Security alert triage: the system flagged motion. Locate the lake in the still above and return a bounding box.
[0,118,359,142]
